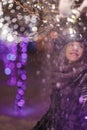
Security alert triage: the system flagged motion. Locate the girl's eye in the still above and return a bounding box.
[71,43,84,49]
[68,43,73,46]
[80,45,84,48]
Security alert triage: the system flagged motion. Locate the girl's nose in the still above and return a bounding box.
[73,45,78,51]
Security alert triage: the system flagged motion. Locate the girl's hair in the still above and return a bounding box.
[53,33,87,66]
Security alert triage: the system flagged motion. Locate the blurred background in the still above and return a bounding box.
[0,0,87,130]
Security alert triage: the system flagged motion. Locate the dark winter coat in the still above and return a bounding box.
[31,68,87,130]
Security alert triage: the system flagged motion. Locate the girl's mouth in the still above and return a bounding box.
[70,52,79,57]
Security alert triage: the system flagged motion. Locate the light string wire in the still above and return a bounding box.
[13,0,39,16]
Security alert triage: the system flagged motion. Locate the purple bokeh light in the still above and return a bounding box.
[4,67,11,75]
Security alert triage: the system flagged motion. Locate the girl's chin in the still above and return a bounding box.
[68,59,79,63]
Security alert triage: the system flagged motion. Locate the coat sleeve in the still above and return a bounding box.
[80,73,87,104]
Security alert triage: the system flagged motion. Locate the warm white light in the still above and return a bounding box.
[52,4,55,9]
[8,4,13,9]
[2,28,8,35]
[8,0,14,3]
[0,2,3,16]
[0,22,3,28]
[7,34,14,42]
[69,28,74,34]
[32,26,38,32]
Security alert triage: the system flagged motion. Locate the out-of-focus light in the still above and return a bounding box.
[16,6,21,10]
[17,99,25,107]
[13,24,19,29]
[2,29,8,35]
[2,1,8,5]
[12,18,17,23]
[17,81,22,87]
[22,47,27,52]
[0,18,4,22]
[4,16,10,21]
[0,2,3,16]
[17,14,23,20]
[0,11,3,16]
[85,116,87,119]
[4,67,11,75]
[10,9,15,13]
[20,27,25,32]
[21,53,27,59]
[8,0,14,4]
[0,23,3,28]
[16,94,21,100]
[8,3,13,9]
[67,17,75,23]
[52,4,55,9]
[18,89,24,95]
[9,63,15,69]
[31,26,37,32]
[7,34,14,42]
[7,53,16,61]
[69,28,74,34]
[17,62,22,68]
[22,84,26,90]
[21,74,27,80]
[15,39,28,111]
[9,77,16,85]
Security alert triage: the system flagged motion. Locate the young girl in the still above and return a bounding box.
[31,34,87,130]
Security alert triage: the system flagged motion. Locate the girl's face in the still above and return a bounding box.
[65,42,84,63]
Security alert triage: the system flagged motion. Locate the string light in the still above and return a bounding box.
[3,44,17,86]
[15,37,28,111]
[0,0,87,44]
